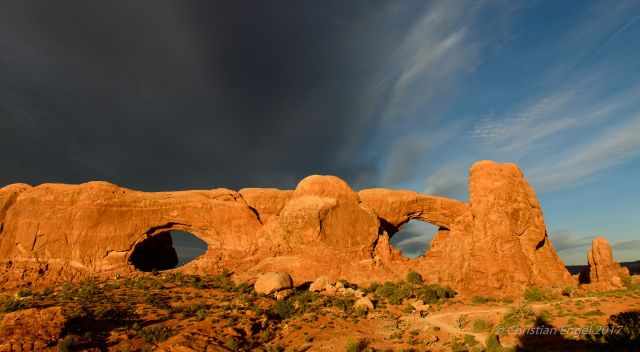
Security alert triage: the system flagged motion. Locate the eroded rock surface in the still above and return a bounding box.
[0,160,574,296]
[585,237,631,290]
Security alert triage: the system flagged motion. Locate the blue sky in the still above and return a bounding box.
[377,0,640,265]
[2,1,638,266]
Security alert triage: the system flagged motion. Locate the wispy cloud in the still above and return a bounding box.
[468,76,640,192]
[390,221,438,258]
[381,1,487,123]
[423,161,469,200]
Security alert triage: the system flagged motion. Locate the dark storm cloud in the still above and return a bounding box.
[0,1,427,191]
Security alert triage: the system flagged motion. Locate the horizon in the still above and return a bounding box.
[2,1,639,265]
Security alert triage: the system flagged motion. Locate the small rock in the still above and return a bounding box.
[275,288,294,301]
[254,272,293,295]
[424,335,439,345]
[343,287,357,296]
[323,285,337,296]
[309,276,332,292]
[354,297,375,311]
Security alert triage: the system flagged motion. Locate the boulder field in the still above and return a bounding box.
[0,160,577,296]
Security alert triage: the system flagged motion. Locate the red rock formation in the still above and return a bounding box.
[362,160,574,296]
[584,236,630,290]
[0,160,574,296]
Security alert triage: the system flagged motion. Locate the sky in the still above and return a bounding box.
[1,1,639,265]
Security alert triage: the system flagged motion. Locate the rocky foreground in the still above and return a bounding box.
[0,271,638,352]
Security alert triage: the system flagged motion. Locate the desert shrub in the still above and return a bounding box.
[40,287,54,297]
[364,281,381,294]
[464,334,478,346]
[499,304,535,329]
[523,287,551,302]
[456,314,469,329]
[138,325,173,343]
[471,296,495,304]
[561,286,575,297]
[57,335,77,352]
[269,300,295,320]
[406,271,423,285]
[388,284,412,305]
[345,337,371,352]
[374,281,397,298]
[16,288,32,298]
[144,293,170,310]
[290,290,318,314]
[207,270,237,291]
[415,284,456,304]
[402,303,415,314]
[583,309,605,317]
[472,319,493,332]
[604,311,640,349]
[450,336,468,352]
[485,333,504,352]
[332,297,355,313]
[175,303,208,320]
[0,296,27,313]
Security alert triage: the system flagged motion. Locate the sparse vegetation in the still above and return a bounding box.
[472,318,493,332]
[345,337,372,352]
[406,271,423,285]
[0,296,27,313]
[523,287,554,302]
[498,304,535,330]
[471,295,496,304]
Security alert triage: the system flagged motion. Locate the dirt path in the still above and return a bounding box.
[406,297,600,347]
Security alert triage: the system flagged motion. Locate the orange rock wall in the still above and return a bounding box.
[0,161,575,296]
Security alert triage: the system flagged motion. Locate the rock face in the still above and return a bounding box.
[416,161,574,295]
[585,237,630,290]
[0,160,574,296]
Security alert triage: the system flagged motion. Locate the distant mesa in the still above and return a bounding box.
[0,160,618,297]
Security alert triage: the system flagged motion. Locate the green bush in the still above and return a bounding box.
[269,300,295,320]
[464,334,478,346]
[485,333,504,352]
[0,297,27,313]
[561,286,575,297]
[499,304,535,328]
[415,284,456,304]
[523,287,551,302]
[364,281,381,294]
[138,325,173,343]
[471,296,495,304]
[345,337,371,352]
[472,319,493,332]
[406,271,423,285]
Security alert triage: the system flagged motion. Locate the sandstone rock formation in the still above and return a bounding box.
[584,237,631,290]
[254,272,293,295]
[0,160,575,296]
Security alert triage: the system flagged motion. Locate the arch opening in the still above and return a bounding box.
[129,230,208,272]
[389,220,439,259]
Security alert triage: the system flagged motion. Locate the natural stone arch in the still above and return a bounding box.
[358,188,468,231]
[127,222,211,272]
[389,220,440,259]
